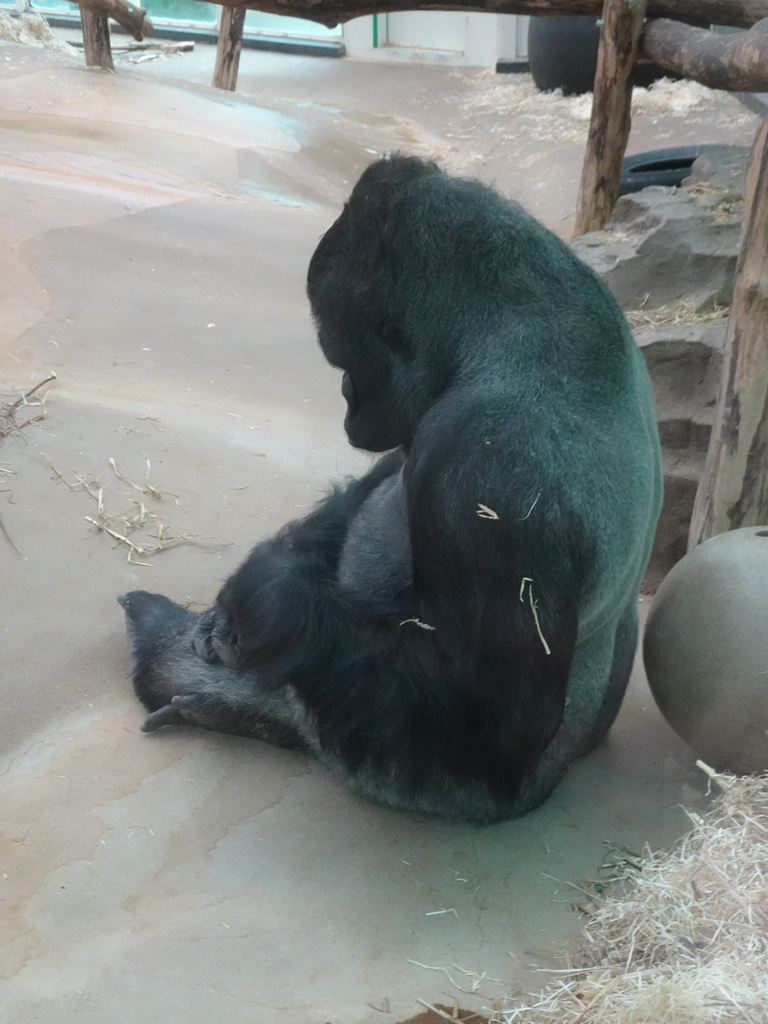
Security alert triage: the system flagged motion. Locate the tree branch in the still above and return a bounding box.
[642,16,768,91]
[69,0,152,41]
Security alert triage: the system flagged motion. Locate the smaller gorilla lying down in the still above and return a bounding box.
[118,591,309,752]
[119,154,661,825]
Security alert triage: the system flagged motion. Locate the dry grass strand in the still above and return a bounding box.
[44,454,230,565]
[0,374,56,439]
[627,300,730,332]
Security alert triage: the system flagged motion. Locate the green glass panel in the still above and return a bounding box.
[142,0,216,23]
[27,0,215,18]
[27,0,78,9]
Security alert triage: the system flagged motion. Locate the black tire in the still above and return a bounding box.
[528,15,600,96]
[620,145,726,194]
[527,15,679,96]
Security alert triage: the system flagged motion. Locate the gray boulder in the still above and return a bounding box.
[571,146,748,588]
[573,170,744,311]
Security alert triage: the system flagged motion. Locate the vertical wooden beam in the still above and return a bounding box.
[573,0,647,237]
[688,117,768,549]
[80,8,114,70]
[213,5,246,92]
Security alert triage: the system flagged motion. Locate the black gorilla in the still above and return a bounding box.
[120,155,662,824]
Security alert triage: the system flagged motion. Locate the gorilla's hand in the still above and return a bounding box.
[192,606,241,668]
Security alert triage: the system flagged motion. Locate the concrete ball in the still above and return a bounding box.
[643,526,768,775]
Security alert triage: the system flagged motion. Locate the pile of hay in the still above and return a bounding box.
[463,76,720,144]
[0,11,75,54]
[502,766,768,1023]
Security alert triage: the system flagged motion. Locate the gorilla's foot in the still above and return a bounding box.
[141,702,189,732]
[144,692,248,735]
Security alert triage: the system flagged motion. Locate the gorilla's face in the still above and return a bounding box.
[309,216,414,452]
[307,159,447,453]
[318,327,407,452]
[341,372,405,452]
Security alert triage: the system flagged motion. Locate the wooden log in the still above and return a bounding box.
[168,0,768,32]
[642,16,768,91]
[573,0,647,237]
[70,0,152,41]
[71,39,194,51]
[212,5,246,92]
[80,8,113,69]
[688,117,768,549]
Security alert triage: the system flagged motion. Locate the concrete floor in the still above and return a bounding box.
[0,36,762,1024]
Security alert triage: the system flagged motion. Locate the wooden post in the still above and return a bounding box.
[80,8,114,69]
[688,117,768,549]
[213,6,246,92]
[572,0,648,237]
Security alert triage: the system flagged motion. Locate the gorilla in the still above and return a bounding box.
[119,155,662,825]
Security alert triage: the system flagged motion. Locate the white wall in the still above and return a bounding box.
[344,12,529,68]
[497,14,529,62]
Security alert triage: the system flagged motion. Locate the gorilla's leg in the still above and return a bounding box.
[515,602,638,814]
[583,602,638,753]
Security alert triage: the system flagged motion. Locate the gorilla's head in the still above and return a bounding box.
[307,154,544,452]
[118,590,191,669]
[307,155,509,452]
[306,157,437,451]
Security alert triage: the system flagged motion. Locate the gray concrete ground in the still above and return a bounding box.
[0,37,762,1024]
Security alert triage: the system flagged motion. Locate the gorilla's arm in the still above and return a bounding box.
[191,412,582,821]
[193,448,405,667]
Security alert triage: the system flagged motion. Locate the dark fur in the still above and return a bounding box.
[121,155,662,824]
[118,592,308,749]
